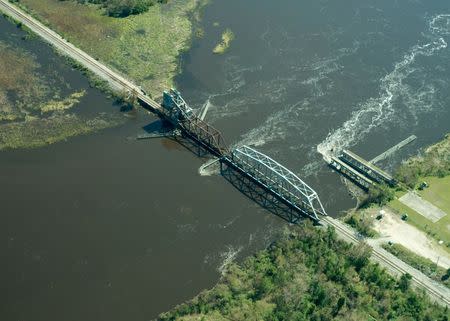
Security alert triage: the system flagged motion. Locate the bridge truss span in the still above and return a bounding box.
[228,145,327,221]
[180,117,230,156]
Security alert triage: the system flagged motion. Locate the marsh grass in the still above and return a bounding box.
[0,113,125,150]
[0,41,50,121]
[40,90,86,113]
[1,0,203,150]
[19,0,201,97]
[0,38,121,150]
[213,28,234,54]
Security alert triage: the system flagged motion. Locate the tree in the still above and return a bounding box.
[398,273,412,292]
[76,0,167,17]
[395,165,419,188]
[362,184,394,207]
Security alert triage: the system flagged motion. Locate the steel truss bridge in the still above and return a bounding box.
[224,146,326,221]
[161,89,327,222]
[0,0,325,223]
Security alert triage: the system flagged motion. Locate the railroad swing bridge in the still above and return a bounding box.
[326,136,417,189]
[158,89,327,222]
[328,149,397,190]
[4,0,448,303]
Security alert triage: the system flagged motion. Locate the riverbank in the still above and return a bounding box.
[388,134,449,245]
[15,0,205,98]
[340,134,450,287]
[0,16,125,150]
[157,223,449,320]
[0,0,206,150]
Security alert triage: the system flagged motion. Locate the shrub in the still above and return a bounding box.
[75,0,168,17]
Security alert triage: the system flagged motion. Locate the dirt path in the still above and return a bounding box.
[372,208,450,269]
[323,216,450,306]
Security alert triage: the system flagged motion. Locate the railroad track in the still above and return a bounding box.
[0,0,161,111]
[323,217,450,306]
[1,0,449,307]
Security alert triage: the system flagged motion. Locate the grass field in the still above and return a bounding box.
[419,176,450,215]
[384,133,450,248]
[18,0,202,98]
[388,189,450,248]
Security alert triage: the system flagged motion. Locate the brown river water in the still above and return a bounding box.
[1,0,450,320]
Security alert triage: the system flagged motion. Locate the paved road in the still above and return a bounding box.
[1,0,449,307]
[0,0,161,111]
[323,217,450,307]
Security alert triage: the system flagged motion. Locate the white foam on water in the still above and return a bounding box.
[236,40,360,149]
[198,158,220,176]
[217,245,242,276]
[237,99,308,148]
[430,14,450,35]
[317,14,449,159]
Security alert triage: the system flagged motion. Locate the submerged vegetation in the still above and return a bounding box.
[0,113,124,150]
[1,0,205,150]
[40,90,86,113]
[0,41,48,121]
[0,30,123,150]
[158,223,449,321]
[213,28,234,54]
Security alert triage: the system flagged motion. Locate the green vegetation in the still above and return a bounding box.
[0,36,122,150]
[419,175,450,215]
[344,209,377,237]
[360,184,395,207]
[395,134,450,188]
[385,135,450,245]
[17,0,202,97]
[382,243,450,289]
[158,223,449,321]
[389,195,450,248]
[2,0,205,149]
[0,113,125,150]
[76,0,169,18]
[0,41,49,121]
[363,134,450,246]
[40,90,86,113]
[213,28,234,54]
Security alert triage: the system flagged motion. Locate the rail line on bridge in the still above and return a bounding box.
[0,0,324,221]
[3,1,450,305]
[160,89,326,222]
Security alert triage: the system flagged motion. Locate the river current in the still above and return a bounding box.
[1,0,450,320]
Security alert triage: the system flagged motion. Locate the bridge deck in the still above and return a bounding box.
[342,150,395,185]
[329,156,373,190]
[0,0,323,223]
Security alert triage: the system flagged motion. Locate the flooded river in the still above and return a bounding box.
[2,0,450,320]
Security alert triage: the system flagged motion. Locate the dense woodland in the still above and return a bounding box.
[158,223,449,321]
[67,0,168,17]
